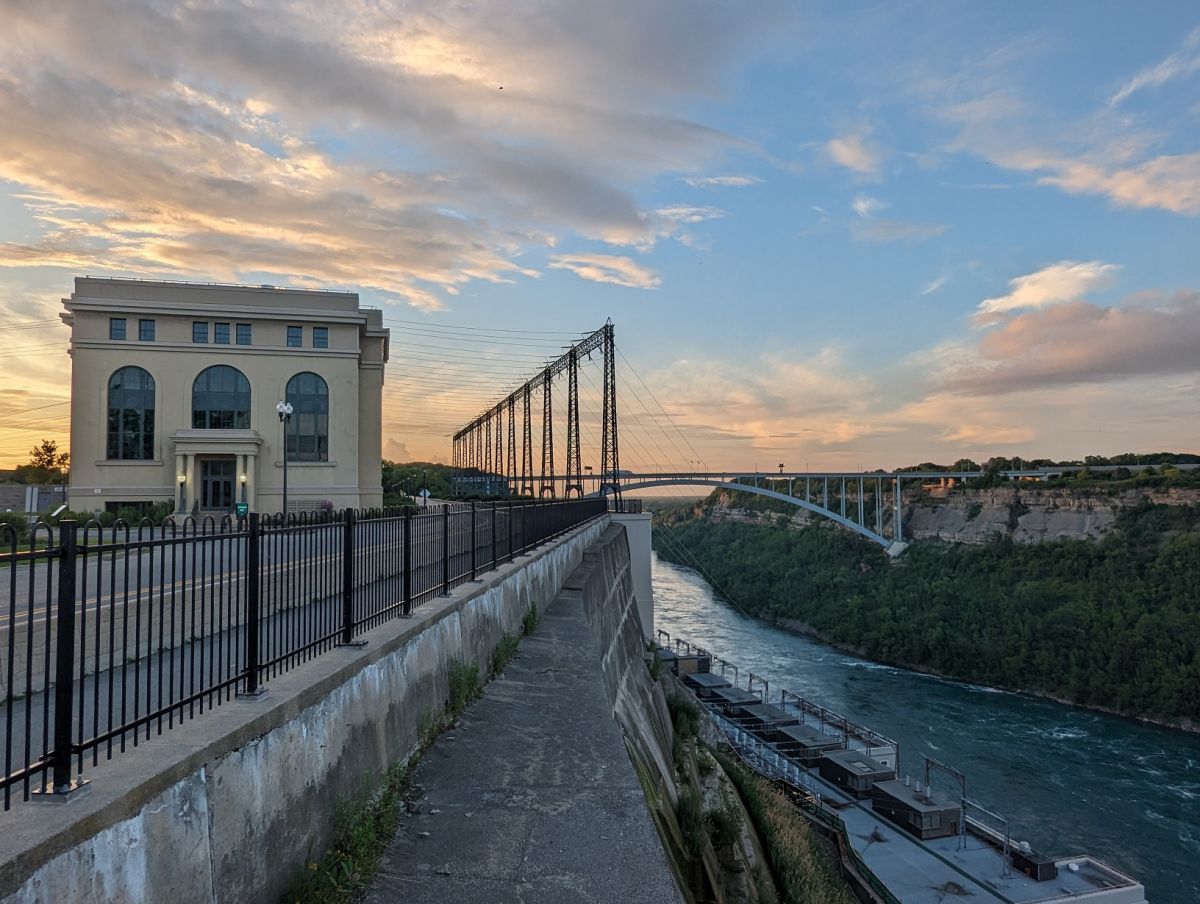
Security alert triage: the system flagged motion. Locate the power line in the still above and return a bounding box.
[380,316,583,336]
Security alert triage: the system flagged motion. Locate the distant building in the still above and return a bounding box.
[62,277,390,515]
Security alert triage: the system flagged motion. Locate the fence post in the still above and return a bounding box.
[507,501,515,563]
[338,510,364,647]
[240,513,267,697]
[440,505,451,595]
[469,503,478,580]
[490,502,497,569]
[402,509,413,616]
[37,520,87,799]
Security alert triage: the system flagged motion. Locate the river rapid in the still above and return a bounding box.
[651,552,1200,904]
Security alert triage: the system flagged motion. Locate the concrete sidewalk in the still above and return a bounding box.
[362,593,683,904]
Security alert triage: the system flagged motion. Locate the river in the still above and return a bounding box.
[651,552,1200,904]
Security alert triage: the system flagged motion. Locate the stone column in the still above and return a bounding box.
[245,451,257,513]
[175,453,185,512]
[184,453,197,515]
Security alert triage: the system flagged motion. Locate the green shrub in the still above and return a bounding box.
[705,801,743,849]
[667,693,699,740]
[677,786,706,858]
[0,512,30,544]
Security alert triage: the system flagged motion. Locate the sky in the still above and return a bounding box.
[0,0,1198,472]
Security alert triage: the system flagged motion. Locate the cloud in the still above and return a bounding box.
[825,131,883,176]
[653,205,726,224]
[1035,154,1200,216]
[941,291,1200,395]
[851,194,887,218]
[0,0,787,306]
[683,175,762,188]
[894,394,1037,446]
[975,260,1118,323]
[852,219,948,243]
[921,273,950,295]
[548,253,661,289]
[1109,26,1200,107]
[645,350,885,452]
[938,79,1200,216]
[383,439,412,461]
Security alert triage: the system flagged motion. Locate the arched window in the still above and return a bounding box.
[107,367,155,460]
[192,365,251,429]
[286,372,329,462]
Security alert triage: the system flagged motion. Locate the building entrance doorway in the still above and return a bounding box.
[201,458,236,511]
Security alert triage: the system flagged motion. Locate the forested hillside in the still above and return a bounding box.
[653,500,1200,729]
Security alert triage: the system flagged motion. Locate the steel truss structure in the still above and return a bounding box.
[452,322,620,501]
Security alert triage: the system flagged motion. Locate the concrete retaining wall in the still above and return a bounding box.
[0,516,609,904]
[562,524,676,811]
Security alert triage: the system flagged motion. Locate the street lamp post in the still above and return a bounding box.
[177,472,186,514]
[276,400,293,516]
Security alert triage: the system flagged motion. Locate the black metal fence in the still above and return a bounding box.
[1,497,606,810]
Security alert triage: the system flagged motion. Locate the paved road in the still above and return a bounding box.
[1,511,521,628]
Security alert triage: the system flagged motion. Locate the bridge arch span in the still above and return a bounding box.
[608,478,904,553]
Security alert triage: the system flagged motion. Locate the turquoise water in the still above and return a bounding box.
[651,552,1200,904]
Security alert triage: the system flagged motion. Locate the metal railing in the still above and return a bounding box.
[1,497,606,809]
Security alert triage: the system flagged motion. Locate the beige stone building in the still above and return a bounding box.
[62,277,389,515]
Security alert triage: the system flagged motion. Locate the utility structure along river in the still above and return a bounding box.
[651,552,1200,904]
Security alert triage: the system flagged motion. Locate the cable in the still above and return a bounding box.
[617,347,707,465]
[380,316,584,336]
[0,399,71,423]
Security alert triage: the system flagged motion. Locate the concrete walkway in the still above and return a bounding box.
[362,593,683,904]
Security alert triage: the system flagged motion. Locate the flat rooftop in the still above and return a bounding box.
[776,722,843,748]
[710,687,761,707]
[823,747,893,775]
[734,703,798,726]
[873,780,959,815]
[682,672,730,690]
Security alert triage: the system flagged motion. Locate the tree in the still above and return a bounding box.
[13,439,70,485]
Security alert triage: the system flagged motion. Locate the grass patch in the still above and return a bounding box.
[417,707,443,749]
[667,693,699,740]
[287,658,492,902]
[283,759,412,903]
[718,753,855,904]
[677,785,706,859]
[447,660,482,715]
[521,603,540,636]
[490,631,520,677]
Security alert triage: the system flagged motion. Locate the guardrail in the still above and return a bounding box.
[1,497,607,810]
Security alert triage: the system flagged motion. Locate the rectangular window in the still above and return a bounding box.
[214,322,230,344]
[109,318,127,340]
[192,321,208,343]
[312,326,329,349]
[138,319,155,341]
[236,323,252,345]
[287,325,302,348]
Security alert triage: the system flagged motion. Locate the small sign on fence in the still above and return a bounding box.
[235,502,249,517]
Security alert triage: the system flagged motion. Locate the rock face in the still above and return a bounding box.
[905,486,1199,544]
[709,486,1200,546]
